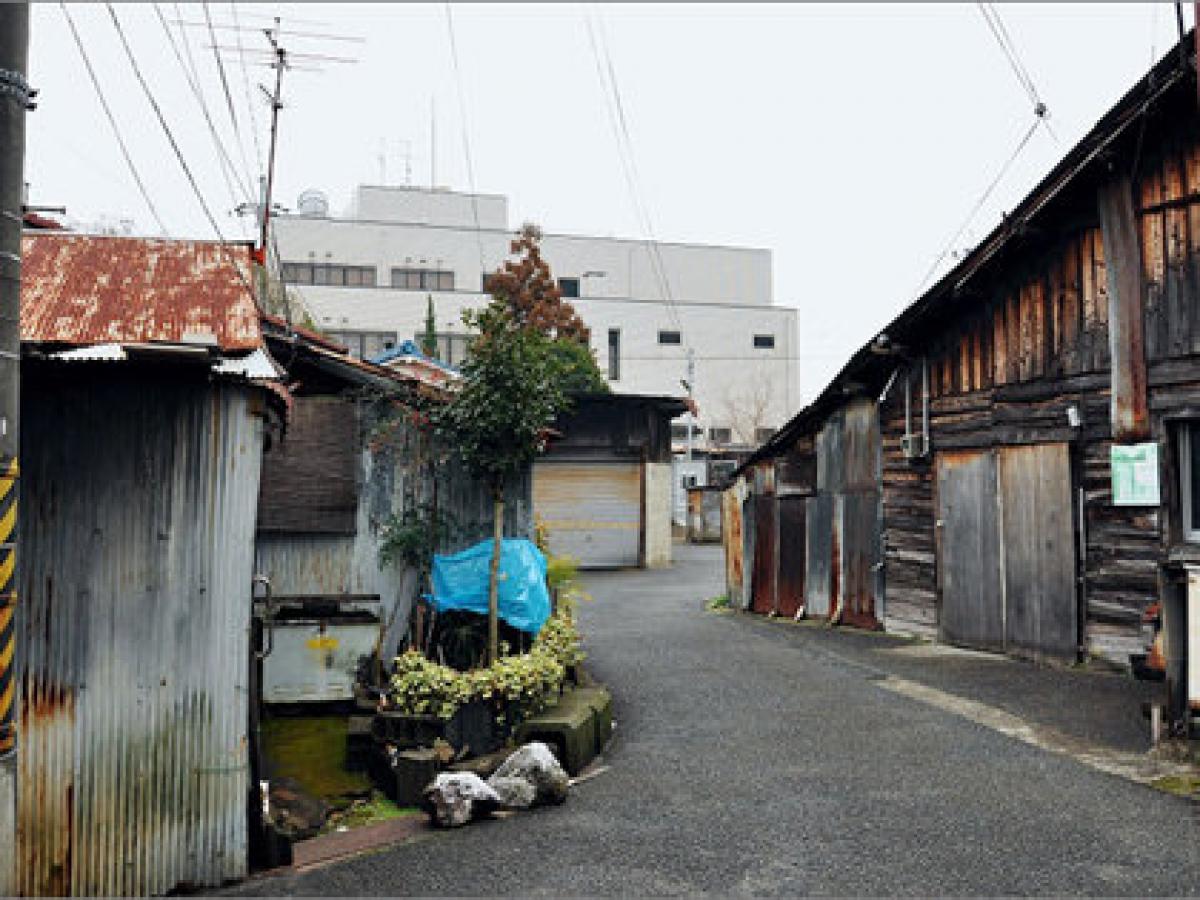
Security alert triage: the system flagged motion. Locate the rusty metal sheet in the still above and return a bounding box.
[20,232,261,351]
[751,493,778,615]
[721,483,745,603]
[777,495,806,618]
[18,377,265,895]
[1097,177,1149,441]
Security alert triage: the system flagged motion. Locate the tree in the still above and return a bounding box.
[435,303,568,663]
[720,374,776,446]
[421,294,439,358]
[486,223,589,342]
[485,222,606,391]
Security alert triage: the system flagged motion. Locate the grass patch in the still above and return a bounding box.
[261,715,372,802]
[706,594,731,611]
[1150,774,1200,798]
[323,791,420,833]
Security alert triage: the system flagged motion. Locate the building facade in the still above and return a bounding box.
[272,185,798,453]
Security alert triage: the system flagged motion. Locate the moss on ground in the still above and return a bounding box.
[261,715,372,802]
[1150,774,1200,798]
[323,791,420,833]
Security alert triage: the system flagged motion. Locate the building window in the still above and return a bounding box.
[658,330,682,345]
[753,334,775,349]
[607,328,621,381]
[559,277,580,298]
[326,330,400,361]
[391,268,454,291]
[281,262,376,288]
[755,427,776,443]
[413,331,474,366]
[1181,423,1200,541]
[671,423,702,440]
[709,427,733,445]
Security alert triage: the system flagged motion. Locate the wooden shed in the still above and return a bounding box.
[725,31,1200,721]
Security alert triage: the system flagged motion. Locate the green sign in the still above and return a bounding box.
[1111,442,1160,507]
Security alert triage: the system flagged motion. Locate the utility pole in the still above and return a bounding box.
[0,4,31,893]
[685,348,696,462]
[258,20,286,265]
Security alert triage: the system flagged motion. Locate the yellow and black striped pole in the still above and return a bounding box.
[0,456,16,757]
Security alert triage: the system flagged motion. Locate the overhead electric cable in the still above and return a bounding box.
[203,1,257,193]
[107,3,258,303]
[229,1,265,176]
[912,116,1044,297]
[584,9,685,339]
[153,3,253,213]
[59,3,169,236]
[443,3,487,276]
[977,3,1057,142]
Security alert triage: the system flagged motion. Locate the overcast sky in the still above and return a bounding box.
[24,2,1195,404]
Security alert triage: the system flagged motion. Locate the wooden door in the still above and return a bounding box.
[998,443,1077,659]
[935,450,1004,651]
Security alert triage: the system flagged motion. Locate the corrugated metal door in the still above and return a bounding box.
[936,450,1004,651]
[777,495,806,618]
[533,462,641,568]
[999,443,1077,659]
[805,493,835,617]
[751,493,778,614]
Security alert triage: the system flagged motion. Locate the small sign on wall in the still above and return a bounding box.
[1111,442,1160,506]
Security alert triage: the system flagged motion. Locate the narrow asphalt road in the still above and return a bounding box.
[240,543,1200,896]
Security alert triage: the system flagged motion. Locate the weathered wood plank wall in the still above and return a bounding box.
[880,133,1200,662]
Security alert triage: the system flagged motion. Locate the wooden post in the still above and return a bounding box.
[1098,176,1150,443]
[488,489,503,665]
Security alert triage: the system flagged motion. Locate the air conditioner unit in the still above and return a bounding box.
[901,433,928,460]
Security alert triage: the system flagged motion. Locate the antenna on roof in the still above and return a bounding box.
[214,16,359,271]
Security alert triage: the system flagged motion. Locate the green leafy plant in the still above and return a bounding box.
[379,502,457,570]
[387,607,584,726]
[706,594,731,611]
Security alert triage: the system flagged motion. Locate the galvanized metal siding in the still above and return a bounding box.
[18,377,264,896]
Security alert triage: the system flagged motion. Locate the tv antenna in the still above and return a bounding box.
[176,13,361,263]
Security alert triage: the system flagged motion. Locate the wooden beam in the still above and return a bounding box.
[1098,176,1150,442]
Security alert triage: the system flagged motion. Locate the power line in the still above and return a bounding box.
[229,1,265,177]
[584,9,685,341]
[203,1,257,194]
[977,3,1057,142]
[106,3,257,303]
[912,116,1044,298]
[443,3,486,276]
[153,3,252,213]
[59,3,169,236]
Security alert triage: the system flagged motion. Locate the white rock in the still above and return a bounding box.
[489,741,569,806]
[421,772,500,827]
[489,775,538,809]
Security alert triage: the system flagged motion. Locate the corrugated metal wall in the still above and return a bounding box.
[17,375,265,896]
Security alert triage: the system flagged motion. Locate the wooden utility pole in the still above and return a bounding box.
[0,5,30,891]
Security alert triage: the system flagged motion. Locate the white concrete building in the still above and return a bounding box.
[273,185,798,451]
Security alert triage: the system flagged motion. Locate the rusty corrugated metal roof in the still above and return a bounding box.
[20,232,261,351]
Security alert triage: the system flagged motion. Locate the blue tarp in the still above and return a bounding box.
[430,539,551,634]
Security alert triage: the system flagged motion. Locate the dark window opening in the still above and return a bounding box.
[559,277,580,298]
[1181,422,1200,541]
[607,328,621,381]
[753,334,775,349]
[755,427,776,443]
[658,330,682,345]
[282,262,376,288]
[709,427,733,445]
